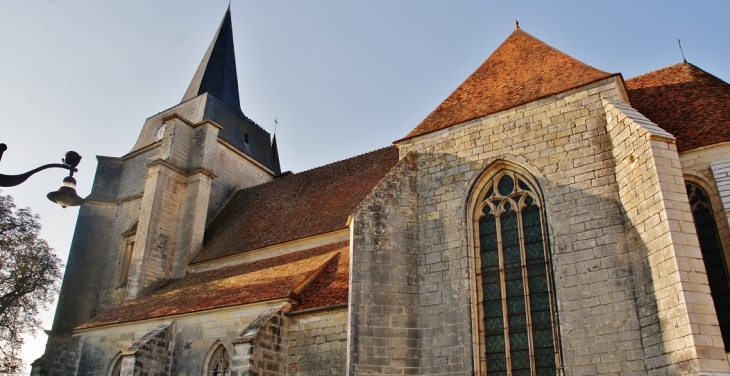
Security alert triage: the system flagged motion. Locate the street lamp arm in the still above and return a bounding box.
[0,143,85,207]
[0,164,78,188]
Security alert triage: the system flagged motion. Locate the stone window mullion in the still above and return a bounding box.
[516,198,537,375]
[495,204,510,373]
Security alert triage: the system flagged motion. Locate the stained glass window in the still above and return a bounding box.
[476,171,558,375]
[686,182,730,351]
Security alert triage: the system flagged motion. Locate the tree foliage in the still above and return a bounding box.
[0,193,62,374]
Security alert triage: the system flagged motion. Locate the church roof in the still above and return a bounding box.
[402,28,613,141]
[291,243,349,312]
[194,146,400,263]
[626,62,730,152]
[77,242,348,329]
[181,7,242,112]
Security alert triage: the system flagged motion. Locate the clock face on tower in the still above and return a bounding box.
[155,125,166,141]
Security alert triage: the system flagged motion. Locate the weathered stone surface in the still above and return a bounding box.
[348,154,420,375]
[231,306,289,376]
[287,307,348,376]
[396,78,646,375]
[31,335,82,376]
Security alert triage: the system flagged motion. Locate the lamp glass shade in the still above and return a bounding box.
[47,176,84,208]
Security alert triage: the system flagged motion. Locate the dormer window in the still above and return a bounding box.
[244,133,250,144]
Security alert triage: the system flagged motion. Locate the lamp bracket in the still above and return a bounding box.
[0,143,79,187]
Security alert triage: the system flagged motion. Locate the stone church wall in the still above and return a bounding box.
[231,306,289,376]
[287,307,348,375]
[51,146,161,348]
[604,100,728,373]
[71,301,287,375]
[48,201,118,350]
[396,77,650,375]
[31,335,82,376]
[348,156,420,375]
[122,321,174,375]
[116,147,162,201]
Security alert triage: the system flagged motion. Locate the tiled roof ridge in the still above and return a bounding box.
[626,62,688,82]
[294,145,397,175]
[627,62,729,87]
[225,145,396,196]
[400,28,613,142]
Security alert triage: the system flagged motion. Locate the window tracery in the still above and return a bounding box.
[206,344,231,376]
[473,169,559,375]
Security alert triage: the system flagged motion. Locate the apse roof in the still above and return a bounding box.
[402,28,614,141]
[193,146,400,264]
[626,62,730,152]
[77,242,348,329]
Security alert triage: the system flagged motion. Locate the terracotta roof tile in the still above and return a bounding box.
[402,28,613,141]
[78,242,347,329]
[193,146,399,263]
[626,62,730,152]
[292,245,349,311]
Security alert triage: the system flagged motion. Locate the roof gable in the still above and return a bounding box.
[626,62,730,152]
[194,146,399,263]
[403,28,612,140]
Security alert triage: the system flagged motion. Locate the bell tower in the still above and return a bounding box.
[46,7,280,350]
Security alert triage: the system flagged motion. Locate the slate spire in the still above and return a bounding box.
[182,7,242,112]
[271,135,281,174]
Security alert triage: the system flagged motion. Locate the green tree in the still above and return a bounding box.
[0,193,62,374]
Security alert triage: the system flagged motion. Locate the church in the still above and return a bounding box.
[33,6,730,376]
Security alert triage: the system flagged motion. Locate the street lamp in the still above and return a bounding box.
[0,143,85,208]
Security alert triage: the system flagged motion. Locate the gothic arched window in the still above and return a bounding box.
[686,181,730,350]
[108,354,123,376]
[206,344,231,376]
[473,169,559,375]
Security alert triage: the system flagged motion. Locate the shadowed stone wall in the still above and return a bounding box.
[120,321,174,376]
[287,307,348,375]
[31,335,81,376]
[232,306,289,376]
[604,100,730,374]
[348,155,420,375]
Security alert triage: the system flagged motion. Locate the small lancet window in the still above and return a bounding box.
[474,170,559,375]
[206,344,231,376]
[118,221,138,287]
[686,182,730,350]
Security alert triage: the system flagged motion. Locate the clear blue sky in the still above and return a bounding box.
[1,0,728,370]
